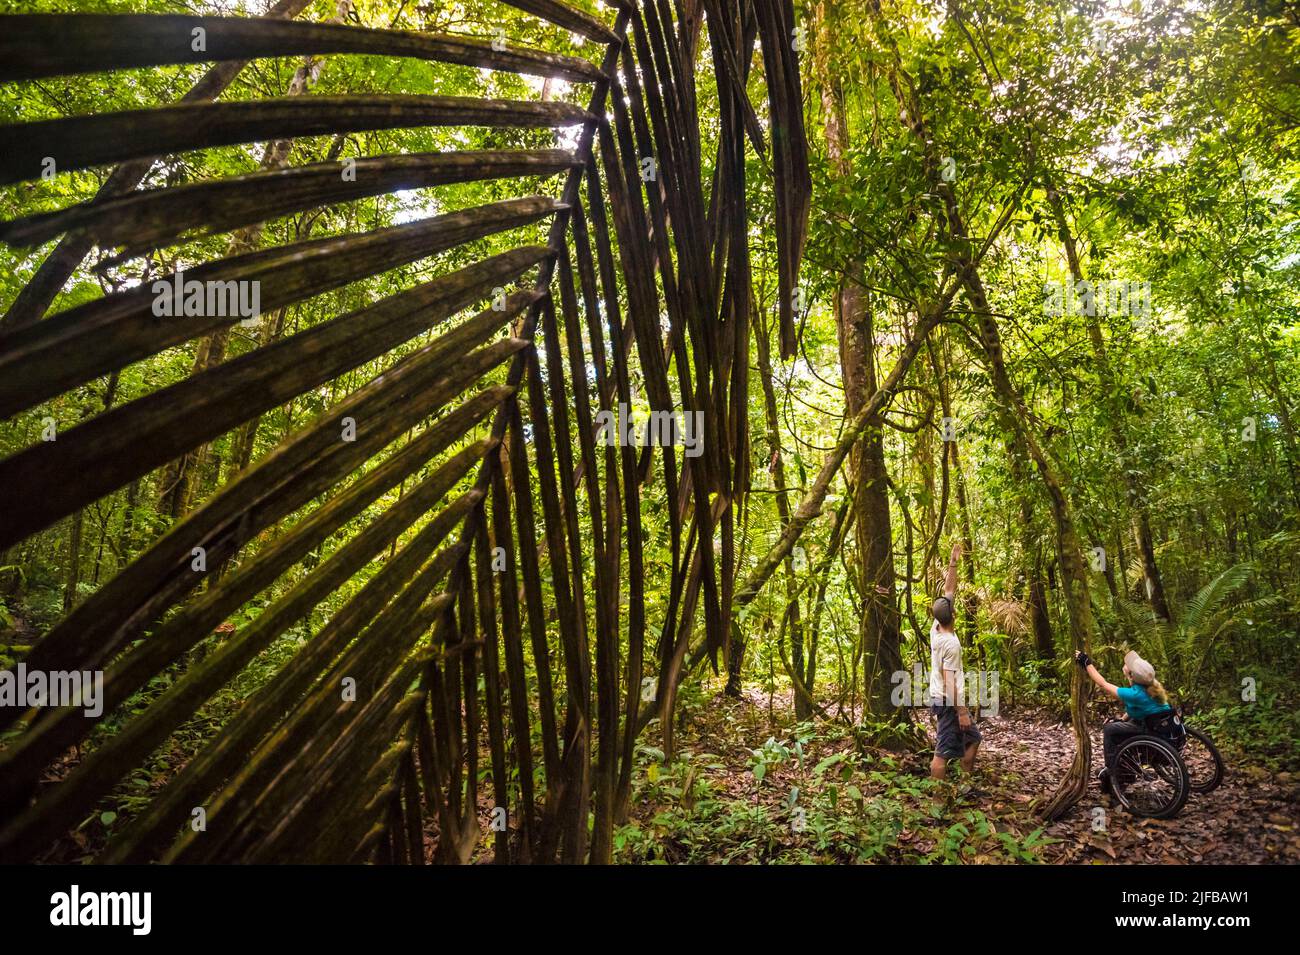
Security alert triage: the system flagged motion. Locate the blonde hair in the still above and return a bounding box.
[1146,679,1169,706]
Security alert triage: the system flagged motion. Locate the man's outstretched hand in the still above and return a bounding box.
[1075,650,1092,669]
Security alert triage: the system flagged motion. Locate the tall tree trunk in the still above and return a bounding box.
[953,214,1094,820]
[751,304,808,714]
[1007,437,1054,659]
[116,478,140,570]
[967,269,1094,819]
[64,369,125,608]
[61,512,83,613]
[864,5,1094,814]
[934,336,978,642]
[815,2,901,720]
[1046,184,1171,620]
[1029,549,1054,659]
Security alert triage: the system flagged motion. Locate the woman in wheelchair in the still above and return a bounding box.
[1074,649,1176,792]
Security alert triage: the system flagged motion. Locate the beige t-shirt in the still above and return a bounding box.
[929,620,964,705]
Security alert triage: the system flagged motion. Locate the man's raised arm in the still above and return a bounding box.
[944,541,962,600]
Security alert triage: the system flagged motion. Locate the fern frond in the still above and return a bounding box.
[1181,563,1253,634]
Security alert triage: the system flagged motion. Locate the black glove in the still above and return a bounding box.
[1075,651,1092,669]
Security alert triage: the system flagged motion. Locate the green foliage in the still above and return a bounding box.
[1106,562,1291,697]
[747,735,801,783]
[615,723,1058,864]
[1194,692,1300,774]
[1,0,1298,864]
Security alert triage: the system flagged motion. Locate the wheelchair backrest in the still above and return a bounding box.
[1144,709,1186,747]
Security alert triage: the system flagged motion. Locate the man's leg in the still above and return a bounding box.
[931,705,961,779]
[959,722,982,773]
[931,752,948,779]
[960,740,980,773]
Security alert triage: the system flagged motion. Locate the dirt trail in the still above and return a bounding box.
[976,708,1300,864]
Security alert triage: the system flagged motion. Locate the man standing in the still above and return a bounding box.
[930,541,980,779]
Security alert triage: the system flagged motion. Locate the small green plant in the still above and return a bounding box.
[748,736,794,783]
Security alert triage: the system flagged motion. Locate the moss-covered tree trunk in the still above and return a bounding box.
[1046,183,1171,620]
[814,0,902,721]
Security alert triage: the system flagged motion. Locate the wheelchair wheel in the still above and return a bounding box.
[1112,735,1190,819]
[1183,726,1225,794]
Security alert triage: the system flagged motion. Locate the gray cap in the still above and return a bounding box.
[1124,650,1157,686]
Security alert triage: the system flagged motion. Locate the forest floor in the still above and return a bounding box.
[613,685,1300,864]
[981,708,1299,864]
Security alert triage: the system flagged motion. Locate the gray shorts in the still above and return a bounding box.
[931,701,982,759]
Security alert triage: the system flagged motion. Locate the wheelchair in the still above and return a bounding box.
[1104,707,1224,819]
